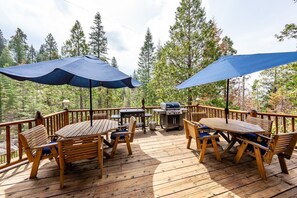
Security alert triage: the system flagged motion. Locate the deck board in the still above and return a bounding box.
[1,128,297,197]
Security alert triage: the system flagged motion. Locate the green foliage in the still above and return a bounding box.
[0,47,14,67]
[27,45,37,63]
[44,33,59,60]
[61,20,89,57]
[276,24,297,42]
[89,12,108,61]
[111,57,118,68]
[8,28,28,64]
[136,28,156,105]
[0,29,6,56]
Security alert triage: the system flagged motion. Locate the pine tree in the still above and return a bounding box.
[8,28,28,64]
[137,28,155,105]
[27,45,37,63]
[62,20,89,57]
[37,44,47,62]
[89,12,108,61]
[0,29,6,56]
[111,57,118,68]
[61,20,89,109]
[44,33,59,60]
[0,47,14,67]
[166,0,209,105]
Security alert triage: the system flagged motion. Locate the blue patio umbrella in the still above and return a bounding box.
[0,55,141,126]
[176,51,297,123]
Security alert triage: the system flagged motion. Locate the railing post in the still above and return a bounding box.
[64,109,69,126]
[196,104,200,112]
[250,110,258,117]
[35,111,44,125]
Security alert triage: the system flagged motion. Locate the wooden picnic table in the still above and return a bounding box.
[55,119,118,158]
[199,118,265,157]
[55,119,118,138]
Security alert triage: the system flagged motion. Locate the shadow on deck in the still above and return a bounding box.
[1,127,297,197]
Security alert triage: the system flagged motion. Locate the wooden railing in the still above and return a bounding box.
[198,105,297,134]
[2,103,296,169]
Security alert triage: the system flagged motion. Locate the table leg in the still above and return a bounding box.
[214,130,231,143]
[103,139,112,147]
[220,135,238,158]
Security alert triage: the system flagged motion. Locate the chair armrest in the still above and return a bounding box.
[237,137,269,151]
[112,131,133,136]
[32,142,58,150]
[201,135,220,140]
[257,134,271,140]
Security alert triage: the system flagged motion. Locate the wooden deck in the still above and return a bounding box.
[1,128,297,197]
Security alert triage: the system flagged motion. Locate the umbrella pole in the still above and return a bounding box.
[89,80,93,126]
[225,79,230,124]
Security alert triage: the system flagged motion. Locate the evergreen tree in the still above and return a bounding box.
[89,12,108,61]
[0,47,14,67]
[61,20,89,57]
[166,0,210,105]
[0,47,15,122]
[27,45,37,63]
[37,44,47,62]
[61,20,89,109]
[0,29,6,56]
[275,24,297,49]
[44,33,59,60]
[111,57,118,68]
[8,28,28,64]
[137,28,155,105]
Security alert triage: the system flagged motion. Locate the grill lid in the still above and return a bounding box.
[160,102,181,110]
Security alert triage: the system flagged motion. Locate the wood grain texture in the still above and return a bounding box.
[2,128,297,197]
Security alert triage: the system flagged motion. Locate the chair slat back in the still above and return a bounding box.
[128,116,137,142]
[246,117,273,133]
[183,119,199,139]
[265,132,297,163]
[19,125,48,161]
[59,135,102,164]
[191,112,208,122]
[93,113,108,120]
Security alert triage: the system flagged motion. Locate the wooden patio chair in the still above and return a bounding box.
[234,132,297,180]
[245,116,273,137]
[191,112,208,122]
[109,116,137,158]
[58,135,103,189]
[19,125,59,179]
[183,119,221,162]
[88,113,108,120]
[191,112,214,134]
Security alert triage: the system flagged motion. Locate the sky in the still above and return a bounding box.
[0,0,296,77]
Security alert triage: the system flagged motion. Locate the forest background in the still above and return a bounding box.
[0,0,297,124]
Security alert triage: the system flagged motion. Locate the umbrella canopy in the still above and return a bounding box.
[0,55,140,88]
[0,55,141,126]
[176,51,297,123]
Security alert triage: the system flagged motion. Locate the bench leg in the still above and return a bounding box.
[187,137,192,149]
[30,149,42,179]
[211,138,221,161]
[278,154,289,174]
[254,146,267,180]
[199,139,208,163]
[125,136,132,155]
[234,141,248,163]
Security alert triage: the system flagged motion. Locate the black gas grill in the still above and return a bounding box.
[153,102,186,131]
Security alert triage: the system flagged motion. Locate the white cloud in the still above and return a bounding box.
[0,0,180,75]
[1,0,296,77]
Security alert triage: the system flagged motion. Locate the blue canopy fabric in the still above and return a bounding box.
[177,51,297,89]
[0,55,140,126]
[0,55,140,88]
